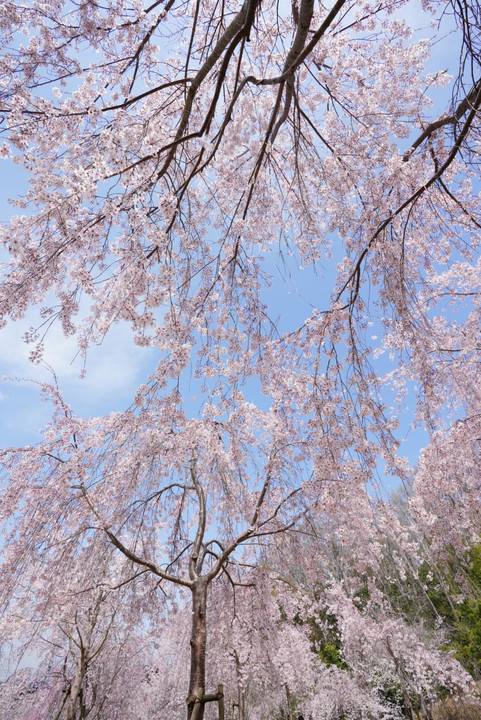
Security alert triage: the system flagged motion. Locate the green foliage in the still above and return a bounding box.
[307,612,348,670]
[419,544,481,679]
[379,681,413,719]
[317,641,346,669]
[352,578,370,611]
[448,546,481,678]
[451,598,481,678]
[418,564,455,625]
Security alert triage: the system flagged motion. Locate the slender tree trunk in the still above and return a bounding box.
[188,579,208,720]
[66,659,86,720]
[419,694,433,720]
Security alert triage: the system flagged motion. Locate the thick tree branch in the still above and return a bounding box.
[189,458,207,581]
[338,79,481,308]
[75,481,192,588]
[403,78,481,161]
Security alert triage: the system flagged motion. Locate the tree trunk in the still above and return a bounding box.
[66,659,86,720]
[188,579,208,720]
[419,693,433,720]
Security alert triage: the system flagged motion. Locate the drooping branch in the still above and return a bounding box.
[338,79,481,309]
[75,481,192,588]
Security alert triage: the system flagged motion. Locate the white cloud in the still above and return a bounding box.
[0,305,157,446]
[1,314,153,392]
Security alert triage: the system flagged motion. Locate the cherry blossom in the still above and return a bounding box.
[1,0,481,717]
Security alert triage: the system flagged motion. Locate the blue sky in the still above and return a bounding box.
[0,166,158,445]
[0,0,462,490]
